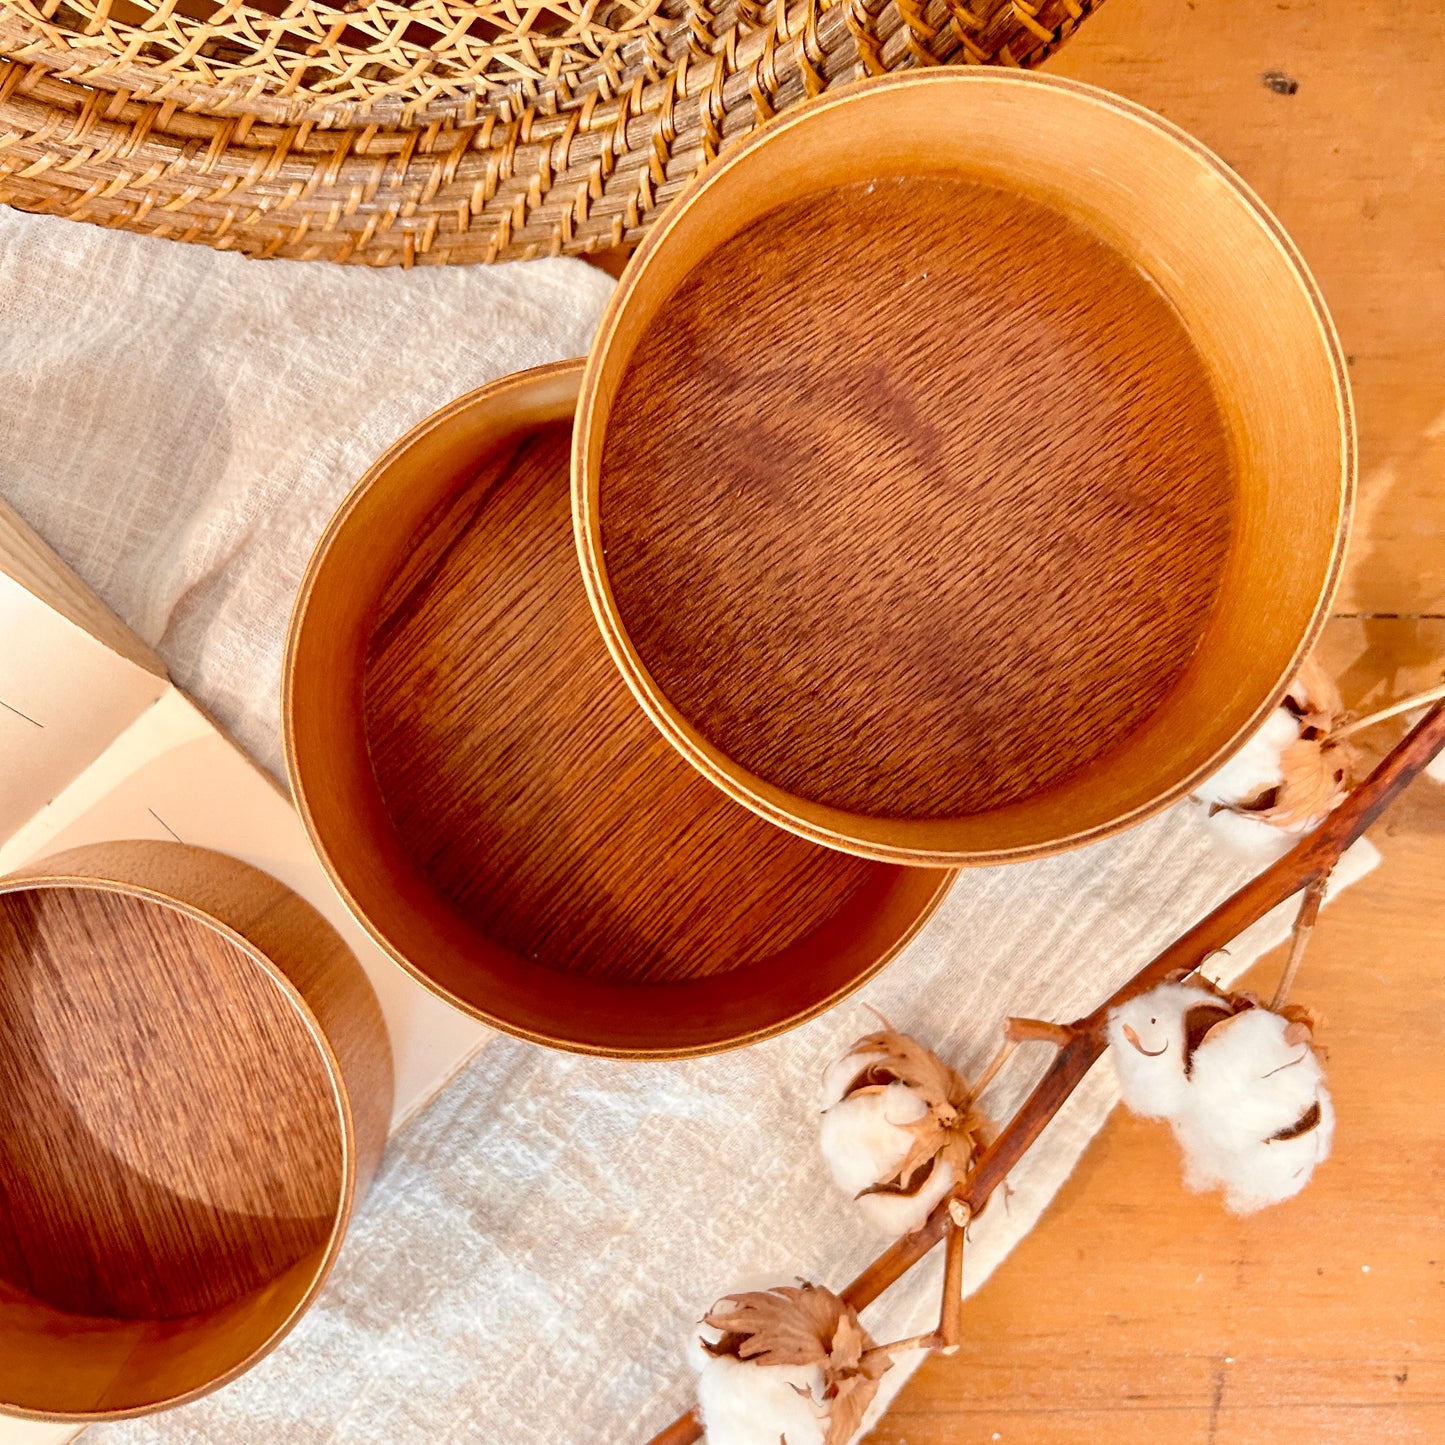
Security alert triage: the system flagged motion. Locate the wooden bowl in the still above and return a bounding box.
[0,840,392,1421]
[574,70,1354,866]
[284,361,951,1058]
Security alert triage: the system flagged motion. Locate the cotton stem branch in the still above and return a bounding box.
[970,1019,1074,1105]
[937,1202,968,1351]
[866,1201,969,1362]
[1331,679,1445,742]
[643,704,1445,1445]
[1005,1018,1077,1047]
[1270,871,1330,1010]
[644,1414,706,1445]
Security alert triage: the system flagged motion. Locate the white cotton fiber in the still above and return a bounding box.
[1109,985,1334,1214]
[819,1083,928,1195]
[1173,1007,1334,1213]
[1184,1009,1326,1145]
[1106,983,1222,1120]
[1201,806,1301,863]
[1192,674,1351,859]
[1193,707,1300,809]
[819,1087,956,1236]
[688,1332,826,1445]
[1175,1092,1335,1214]
[821,1051,887,1110]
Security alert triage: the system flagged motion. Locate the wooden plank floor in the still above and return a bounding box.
[881,2,1445,1440]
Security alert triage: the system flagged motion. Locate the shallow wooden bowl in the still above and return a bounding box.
[285,361,950,1058]
[0,840,392,1421]
[575,70,1354,867]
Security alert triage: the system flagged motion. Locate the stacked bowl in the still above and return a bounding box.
[286,71,1353,1058]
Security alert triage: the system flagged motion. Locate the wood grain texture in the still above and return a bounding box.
[288,361,952,1056]
[861,7,1445,1415]
[576,71,1352,866]
[0,498,166,680]
[0,887,339,1321]
[879,11,1445,1434]
[1048,0,1445,621]
[878,617,1445,1445]
[364,421,878,984]
[0,841,392,1419]
[601,178,1234,819]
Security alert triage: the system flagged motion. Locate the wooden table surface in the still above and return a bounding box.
[880,2,1445,1441]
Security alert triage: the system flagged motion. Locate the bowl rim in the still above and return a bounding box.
[0,843,360,1421]
[572,66,1356,867]
[283,359,955,1058]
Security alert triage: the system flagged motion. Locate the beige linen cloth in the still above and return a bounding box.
[0,207,1373,1444]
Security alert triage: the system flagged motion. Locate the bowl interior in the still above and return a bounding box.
[576,72,1351,864]
[286,363,950,1057]
[0,884,345,1418]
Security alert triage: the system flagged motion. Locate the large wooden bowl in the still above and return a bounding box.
[574,70,1354,867]
[0,841,392,1421]
[285,361,951,1058]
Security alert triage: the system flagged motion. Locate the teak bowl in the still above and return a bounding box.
[0,840,392,1421]
[285,361,951,1058]
[574,70,1354,867]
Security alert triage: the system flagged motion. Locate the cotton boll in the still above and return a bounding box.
[1184,1009,1326,1145]
[1170,1006,1335,1214]
[852,1153,955,1238]
[820,1028,985,1237]
[690,1283,892,1445]
[690,1348,898,1445]
[1193,661,1354,854]
[821,1052,888,1110]
[1201,804,1302,863]
[819,1087,956,1235]
[1111,984,1336,1214]
[689,1330,826,1445]
[1193,707,1300,809]
[688,1284,828,1445]
[1175,1090,1334,1214]
[1107,983,1232,1120]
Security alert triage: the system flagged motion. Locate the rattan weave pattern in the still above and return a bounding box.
[0,0,673,123]
[0,0,1099,264]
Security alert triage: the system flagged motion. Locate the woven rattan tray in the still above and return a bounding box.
[0,0,1098,265]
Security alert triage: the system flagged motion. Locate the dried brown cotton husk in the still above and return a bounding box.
[689,1283,893,1445]
[820,1024,992,1235]
[1194,658,1357,858]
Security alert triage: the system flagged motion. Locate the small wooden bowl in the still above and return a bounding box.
[574,70,1354,866]
[0,840,392,1421]
[284,361,950,1058]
